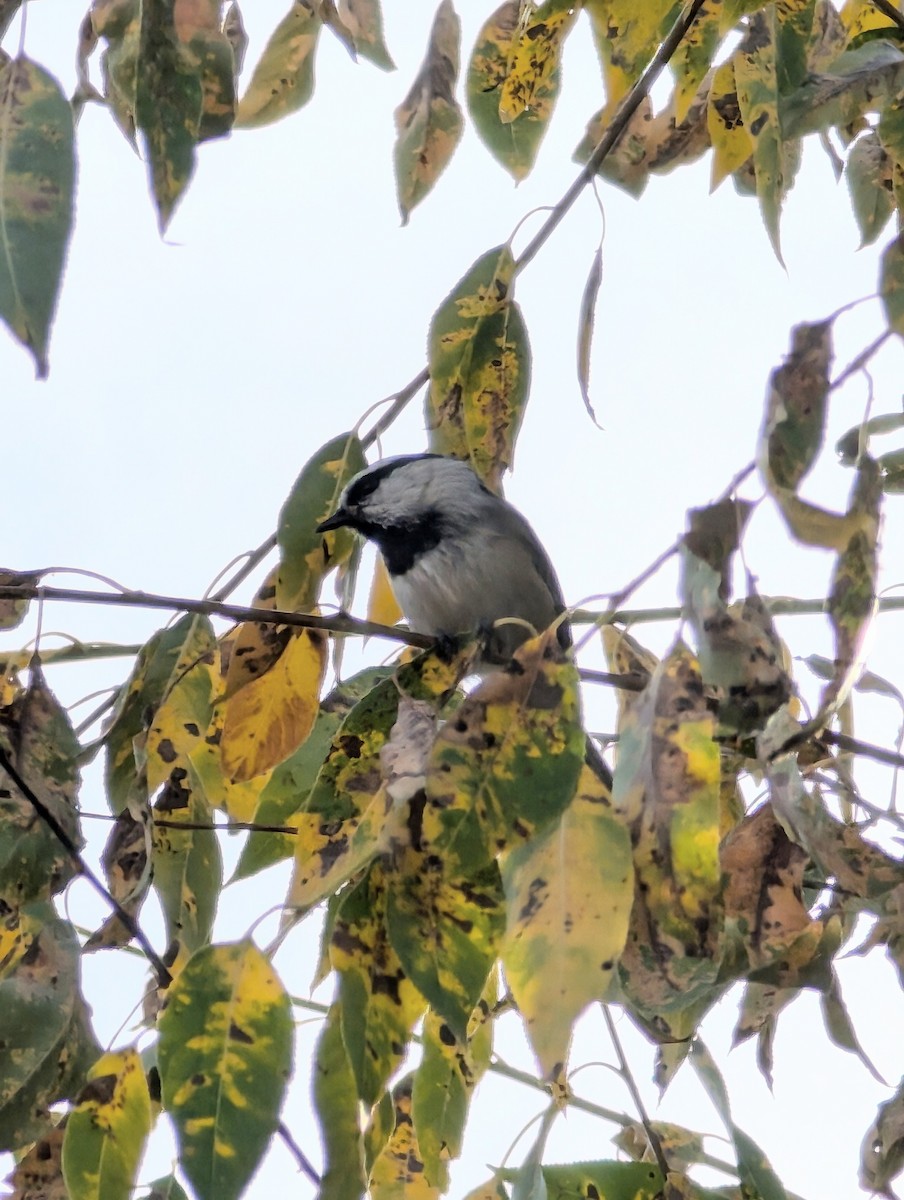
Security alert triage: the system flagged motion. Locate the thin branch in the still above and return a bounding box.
[0,583,434,649]
[360,366,431,450]
[80,812,298,834]
[0,744,172,988]
[830,329,892,392]
[823,729,904,772]
[0,642,144,675]
[209,535,277,603]
[514,0,710,273]
[277,1121,321,1186]
[601,1005,669,1178]
[870,0,904,33]
[579,668,648,691]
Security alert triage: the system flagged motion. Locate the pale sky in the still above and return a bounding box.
[3,3,904,1198]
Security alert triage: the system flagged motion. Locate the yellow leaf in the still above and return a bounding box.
[220,628,327,781]
[367,555,403,627]
[707,58,752,189]
[498,2,576,125]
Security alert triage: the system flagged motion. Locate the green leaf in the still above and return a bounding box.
[158,940,293,1200]
[862,1076,904,1195]
[236,0,323,129]
[136,0,203,231]
[313,1003,366,1200]
[690,1040,788,1200]
[576,247,603,427]
[848,129,897,247]
[782,40,904,139]
[0,906,101,1152]
[467,0,574,181]
[0,569,39,632]
[393,0,463,223]
[882,231,904,337]
[0,57,75,378]
[669,0,722,122]
[62,1048,153,1200]
[426,242,531,490]
[276,431,367,611]
[151,760,223,953]
[0,665,82,905]
[337,0,394,70]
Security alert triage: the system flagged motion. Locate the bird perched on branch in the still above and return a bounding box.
[317,453,612,785]
[317,453,569,664]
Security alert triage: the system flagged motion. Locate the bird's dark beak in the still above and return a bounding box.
[316,509,350,534]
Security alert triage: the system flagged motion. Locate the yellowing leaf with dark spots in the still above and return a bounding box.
[496,0,576,125]
[601,625,657,735]
[426,243,530,491]
[337,0,394,69]
[394,0,463,223]
[840,0,902,41]
[733,10,791,261]
[277,431,367,612]
[467,0,570,181]
[424,631,585,866]
[330,862,426,1108]
[220,567,281,698]
[220,627,327,781]
[707,58,752,189]
[145,629,217,794]
[106,615,215,813]
[236,0,322,128]
[573,96,653,198]
[412,991,493,1190]
[585,0,675,106]
[501,761,633,1078]
[232,665,394,882]
[669,0,721,123]
[157,940,293,1200]
[84,801,153,951]
[367,553,404,628]
[152,762,223,952]
[369,1075,439,1200]
[283,649,468,915]
[187,698,270,822]
[313,1002,367,1200]
[0,57,75,378]
[0,665,82,905]
[62,1048,152,1200]
[386,847,504,1042]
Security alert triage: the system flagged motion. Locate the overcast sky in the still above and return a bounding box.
[3,3,904,1198]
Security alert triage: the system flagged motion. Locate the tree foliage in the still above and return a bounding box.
[4,1,904,1199]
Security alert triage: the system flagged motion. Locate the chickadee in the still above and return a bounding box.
[317,453,613,787]
[317,453,569,664]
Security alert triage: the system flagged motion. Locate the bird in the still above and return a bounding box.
[316,453,570,664]
[317,453,613,786]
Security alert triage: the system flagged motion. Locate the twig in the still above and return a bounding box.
[601,1005,669,1179]
[830,329,892,392]
[209,535,277,604]
[277,1121,321,1186]
[514,0,710,273]
[80,812,298,834]
[0,583,434,649]
[823,729,904,772]
[0,744,172,988]
[579,668,648,691]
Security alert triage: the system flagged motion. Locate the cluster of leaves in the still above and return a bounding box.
[2,301,904,1200]
[7,0,904,378]
[6,1,904,1199]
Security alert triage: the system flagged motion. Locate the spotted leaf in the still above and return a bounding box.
[236,0,323,128]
